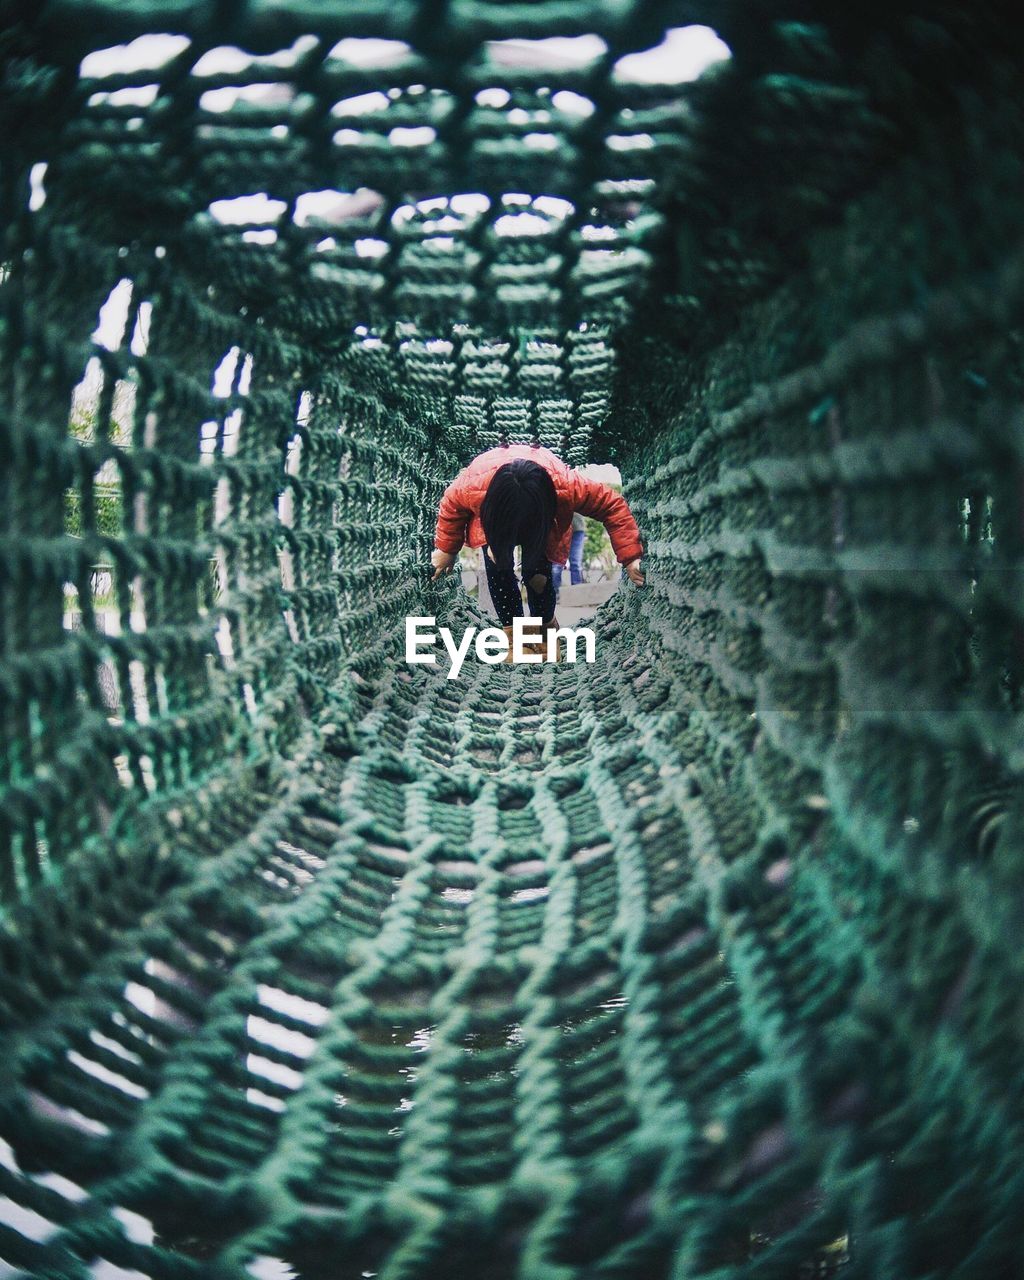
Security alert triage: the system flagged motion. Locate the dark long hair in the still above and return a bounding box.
[481,460,557,571]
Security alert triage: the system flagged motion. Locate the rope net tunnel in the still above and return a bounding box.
[1,2,1022,1276]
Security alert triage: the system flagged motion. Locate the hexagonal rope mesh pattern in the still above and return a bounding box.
[1,3,1022,1278]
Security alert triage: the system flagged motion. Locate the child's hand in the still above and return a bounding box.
[431,549,457,581]
[624,558,645,586]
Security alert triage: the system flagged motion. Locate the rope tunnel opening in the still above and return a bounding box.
[1,5,1022,1279]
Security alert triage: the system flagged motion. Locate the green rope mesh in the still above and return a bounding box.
[1,3,1022,1277]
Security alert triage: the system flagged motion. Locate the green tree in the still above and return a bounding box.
[582,482,619,578]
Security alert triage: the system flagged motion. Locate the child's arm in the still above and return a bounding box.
[432,475,472,579]
[571,475,645,585]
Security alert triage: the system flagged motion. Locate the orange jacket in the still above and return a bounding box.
[434,444,643,565]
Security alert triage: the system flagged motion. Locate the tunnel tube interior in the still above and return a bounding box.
[1,7,1022,1279]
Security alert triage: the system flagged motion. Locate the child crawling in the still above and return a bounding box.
[430,444,645,661]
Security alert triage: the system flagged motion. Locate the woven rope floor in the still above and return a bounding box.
[1,3,1023,1277]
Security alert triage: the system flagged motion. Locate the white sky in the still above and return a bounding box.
[81,24,730,92]
[579,463,621,485]
[80,25,730,351]
[75,25,729,237]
